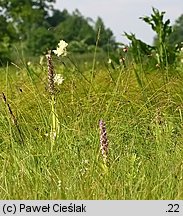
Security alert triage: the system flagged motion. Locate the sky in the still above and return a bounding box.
[55,0,183,45]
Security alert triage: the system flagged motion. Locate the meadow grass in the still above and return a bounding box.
[0,56,183,200]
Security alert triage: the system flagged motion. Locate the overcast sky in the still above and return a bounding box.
[55,0,182,45]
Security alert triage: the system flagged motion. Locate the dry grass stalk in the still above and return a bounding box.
[2,92,24,144]
[2,92,17,125]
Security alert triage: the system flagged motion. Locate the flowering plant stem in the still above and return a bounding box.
[50,95,56,152]
[47,40,68,152]
[99,119,109,174]
[50,94,60,153]
[101,159,108,174]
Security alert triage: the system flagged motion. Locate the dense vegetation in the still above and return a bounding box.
[1,45,183,199]
[0,0,116,63]
[1,1,183,65]
[0,1,183,199]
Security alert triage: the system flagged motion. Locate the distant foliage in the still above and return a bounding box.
[125,8,178,68]
[26,27,57,55]
[169,15,183,47]
[51,10,116,52]
[95,17,117,51]
[0,0,55,59]
[0,1,116,60]
[69,40,88,54]
[54,9,96,46]
[0,15,15,64]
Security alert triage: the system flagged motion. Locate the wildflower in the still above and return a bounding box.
[54,74,64,85]
[46,51,60,152]
[80,167,88,176]
[99,119,109,163]
[46,51,55,95]
[123,46,128,53]
[83,160,89,164]
[108,58,112,64]
[119,57,125,64]
[27,61,31,66]
[58,180,61,190]
[53,40,68,57]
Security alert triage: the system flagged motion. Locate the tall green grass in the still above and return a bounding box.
[0,55,183,199]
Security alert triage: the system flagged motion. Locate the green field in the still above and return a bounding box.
[0,52,183,200]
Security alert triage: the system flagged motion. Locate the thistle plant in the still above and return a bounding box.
[140,7,175,67]
[99,119,109,170]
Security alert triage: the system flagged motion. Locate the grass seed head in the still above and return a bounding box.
[2,92,17,125]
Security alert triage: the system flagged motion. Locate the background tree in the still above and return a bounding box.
[55,9,96,45]
[46,9,69,27]
[169,14,183,47]
[95,17,117,51]
[0,1,117,59]
[0,0,55,40]
[0,0,56,58]
[26,27,57,55]
[0,15,16,64]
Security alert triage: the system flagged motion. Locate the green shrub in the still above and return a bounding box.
[68,40,88,53]
[26,27,57,55]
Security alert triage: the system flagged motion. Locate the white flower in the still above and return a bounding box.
[54,74,64,85]
[119,57,125,63]
[53,40,68,57]
[82,159,89,164]
[58,180,61,190]
[108,58,112,64]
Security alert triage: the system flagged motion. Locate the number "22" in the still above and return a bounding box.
[167,204,179,212]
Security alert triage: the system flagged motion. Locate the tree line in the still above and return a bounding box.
[0,0,116,63]
[0,0,183,65]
